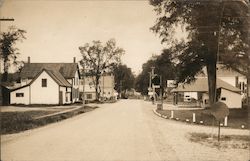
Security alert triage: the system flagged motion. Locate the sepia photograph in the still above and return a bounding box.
[0,0,249,160]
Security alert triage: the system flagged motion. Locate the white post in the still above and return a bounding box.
[193,113,196,123]
[171,110,174,119]
[224,116,228,127]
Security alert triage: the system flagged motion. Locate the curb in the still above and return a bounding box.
[153,109,212,127]
[152,109,248,130]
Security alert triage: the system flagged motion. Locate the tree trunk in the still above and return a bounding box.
[2,60,9,82]
[95,75,100,101]
[206,62,217,106]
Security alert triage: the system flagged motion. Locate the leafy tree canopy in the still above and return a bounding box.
[113,64,135,93]
[150,0,249,104]
[0,26,26,82]
[79,39,125,100]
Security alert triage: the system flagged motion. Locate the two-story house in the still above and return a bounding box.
[8,57,81,105]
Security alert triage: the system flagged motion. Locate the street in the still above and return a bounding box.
[1,100,249,161]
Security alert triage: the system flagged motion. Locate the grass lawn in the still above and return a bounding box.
[1,105,98,135]
[188,132,249,149]
[156,108,249,129]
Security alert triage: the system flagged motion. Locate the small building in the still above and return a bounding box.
[6,57,81,105]
[171,78,242,108]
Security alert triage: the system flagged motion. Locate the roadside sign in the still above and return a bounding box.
[148,92,153,96]
[211,101,229,121]
[153,85,160,88]
[210,101,229,142]
[152,75,160,85]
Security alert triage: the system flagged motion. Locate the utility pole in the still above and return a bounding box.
[160,75,163,105]
[148,72,152,89]
[151,66,155,104]
[81,68,85,106]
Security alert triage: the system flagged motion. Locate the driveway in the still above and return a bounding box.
[1,100,249,161]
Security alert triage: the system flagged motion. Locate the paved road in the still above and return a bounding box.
[1,100,249,161]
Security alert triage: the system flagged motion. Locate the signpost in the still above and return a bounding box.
[210,101,229,141]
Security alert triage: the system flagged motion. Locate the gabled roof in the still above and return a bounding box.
[171,77,241,93]
[45,70,71,87]
[10,69,71,91]
[20,63,79,79]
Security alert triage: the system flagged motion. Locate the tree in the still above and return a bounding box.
[79,39,125,101]
[150,0,249,105]
[0,26,26,82]
[113,64,135,95]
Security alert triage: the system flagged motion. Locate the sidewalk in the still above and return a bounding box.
[33,106,82,119]
[0,105,82,112]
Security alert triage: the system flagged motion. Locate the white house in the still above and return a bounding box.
[171,77,242,108]
[8,57,81,105]
[198,64,247,94]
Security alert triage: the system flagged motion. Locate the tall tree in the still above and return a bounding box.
[79,39,125,101]
[0,26,26,82]
[150,0,249,106]
[113,64,135,94]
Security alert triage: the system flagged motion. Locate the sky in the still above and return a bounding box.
[0,0,166,74]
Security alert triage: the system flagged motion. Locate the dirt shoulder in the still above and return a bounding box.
[1,105,98,135]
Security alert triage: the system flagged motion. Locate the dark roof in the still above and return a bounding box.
[20,63,79,79]
[45,70,71,87]
[10,69,71,91]
[171,78,241,93]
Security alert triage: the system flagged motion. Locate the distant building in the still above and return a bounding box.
[3,57,81,105]
[80,73,117,101]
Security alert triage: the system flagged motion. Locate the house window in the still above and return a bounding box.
[42,79,47,87]
[221,97,226,101]
[87,94,92,99]
[16,93,24,97]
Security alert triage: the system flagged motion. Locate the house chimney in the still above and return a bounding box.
[28,56,30,64]
[73,57,76,63]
